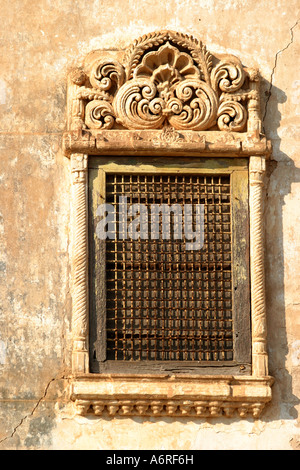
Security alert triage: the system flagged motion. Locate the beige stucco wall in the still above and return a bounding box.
[0,0,299,450]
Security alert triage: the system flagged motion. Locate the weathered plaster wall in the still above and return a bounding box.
[0,0,299,450]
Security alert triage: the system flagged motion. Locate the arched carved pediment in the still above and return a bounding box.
[67,30,262,136]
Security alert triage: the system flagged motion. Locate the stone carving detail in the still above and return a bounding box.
[85,100,115,129]
[114,42,218,130]
[68,30,262,133]
[217,100,247,131]
[73,398,267,419]
[90,59,126,91]
[70,372,273,418]
[211,59,245,92]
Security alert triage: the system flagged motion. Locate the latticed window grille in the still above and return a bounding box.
[105,173,233,362]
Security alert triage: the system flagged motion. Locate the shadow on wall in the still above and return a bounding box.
[262,79,300,422]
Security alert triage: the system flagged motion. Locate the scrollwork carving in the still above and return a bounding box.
[217,100,247,131]
[114,76,218,131]
[169,79,218,130]
[85,100,115,129]
[211,58,245,93]
[114,42,218,131]
[113,78,165,129]
[90,59,125,92]
[67,30,263,135]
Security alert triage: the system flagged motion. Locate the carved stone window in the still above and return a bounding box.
[64,31,274,418]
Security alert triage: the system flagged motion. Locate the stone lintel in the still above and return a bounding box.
[63,129,272,158]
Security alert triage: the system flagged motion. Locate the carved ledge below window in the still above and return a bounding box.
[70,374,274,419]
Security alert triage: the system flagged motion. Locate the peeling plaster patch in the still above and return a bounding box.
[292,80,300,115]
[52,57,68,73]
[291,340,300,366]
[29,141,55,168]
[0,261,6,273]
[24,414,55,449]
[0,79,7,105]
[10,156,18,167]
[0,340,6,365]
[292,80,300,103]
[0,212,4,236]
[215,0,248,9]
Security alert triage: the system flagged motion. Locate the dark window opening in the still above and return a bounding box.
[105,173,233,362]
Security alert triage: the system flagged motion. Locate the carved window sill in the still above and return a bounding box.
[70,374,274,418]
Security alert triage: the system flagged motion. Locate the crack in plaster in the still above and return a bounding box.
[263,19,299,127]
[0,375,64,447]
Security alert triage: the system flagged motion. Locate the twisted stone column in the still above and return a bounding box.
[71,153,89,373]
[249,156,268,376]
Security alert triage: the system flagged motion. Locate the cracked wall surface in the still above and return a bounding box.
[0,0,299,450]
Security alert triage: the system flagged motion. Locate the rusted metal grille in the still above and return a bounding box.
[105,173,233,361]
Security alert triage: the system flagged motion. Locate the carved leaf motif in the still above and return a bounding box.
[134,42,201,84]
[154,126,184,144]
[85,100,115,129]
[203,46,213,73]
[169,31,212,83]
[217,100,247,131]
[125,31,169,79]
[125,30,213,84]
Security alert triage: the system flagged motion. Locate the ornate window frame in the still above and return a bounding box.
[63,30,274,418]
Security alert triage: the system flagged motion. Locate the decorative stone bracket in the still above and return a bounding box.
[64,30,274,418]
[70,374,274,419]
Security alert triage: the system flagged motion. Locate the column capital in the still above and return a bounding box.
[71,153,88,183]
